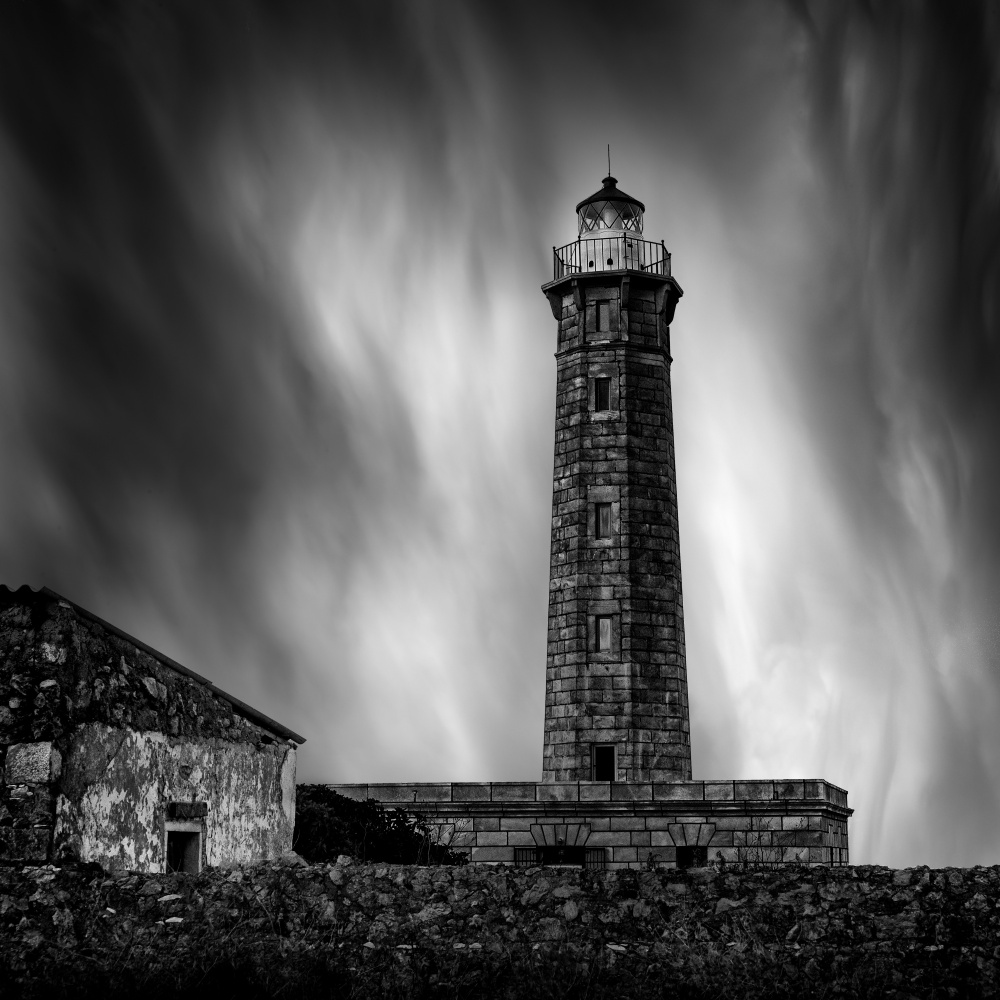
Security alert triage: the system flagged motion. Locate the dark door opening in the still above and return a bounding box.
[593,744,615,781]
[166,830,201,873]
[676,845,708,869]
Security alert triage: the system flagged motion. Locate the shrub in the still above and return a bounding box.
[293,785,467,865]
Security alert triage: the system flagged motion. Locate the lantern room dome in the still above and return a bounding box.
[576,175,644,236]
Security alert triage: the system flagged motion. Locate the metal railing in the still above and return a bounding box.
[552,236,671,280]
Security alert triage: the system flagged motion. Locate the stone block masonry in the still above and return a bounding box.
[332,781,851,869]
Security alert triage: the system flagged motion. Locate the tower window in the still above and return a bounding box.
[595,502,613,539]
[597,300,611,333]
[596,615,612,651]
[594,378,611,412]
[593,744,616,781]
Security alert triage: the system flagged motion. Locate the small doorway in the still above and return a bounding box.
[166,829,201,874]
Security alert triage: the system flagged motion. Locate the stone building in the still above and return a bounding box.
[0,585,303,872]
[335,175,853,869]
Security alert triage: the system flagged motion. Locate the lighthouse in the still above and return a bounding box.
[541,174,690,784]
[334,172,852,870]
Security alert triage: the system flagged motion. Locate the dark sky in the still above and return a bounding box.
[1,0,998,867]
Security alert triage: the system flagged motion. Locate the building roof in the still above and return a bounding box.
[2,585,305,745]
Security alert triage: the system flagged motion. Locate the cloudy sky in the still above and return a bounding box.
[2,0,999,868]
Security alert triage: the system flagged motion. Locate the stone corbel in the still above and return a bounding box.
[655,283,682,326]
[545,278,584,321]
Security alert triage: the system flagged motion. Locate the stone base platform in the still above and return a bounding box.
[330,779,852,870]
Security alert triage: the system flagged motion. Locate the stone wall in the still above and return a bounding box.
[2,859,997,997]
[332,780,851,868]
[543,273,690,783]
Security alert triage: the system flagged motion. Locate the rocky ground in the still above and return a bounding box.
[1,857,998,998]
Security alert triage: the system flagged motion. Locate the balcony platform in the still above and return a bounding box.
[550,234,671,281]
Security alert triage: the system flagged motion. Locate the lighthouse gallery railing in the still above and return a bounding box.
[552,236,671,280]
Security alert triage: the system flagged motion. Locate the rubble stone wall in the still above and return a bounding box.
[1,859,997,997]
[0,591,281,747]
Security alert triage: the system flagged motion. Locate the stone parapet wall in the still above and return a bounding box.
[331,781,851,869]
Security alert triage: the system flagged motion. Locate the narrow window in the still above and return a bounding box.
[596,615,612,651]
[594,377,611,412]
[593,744,615,781]
[595,502,613,539]
[596,300,611,332]
[166,830,201,874]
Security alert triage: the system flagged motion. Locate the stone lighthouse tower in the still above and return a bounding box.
[540,175,689,784]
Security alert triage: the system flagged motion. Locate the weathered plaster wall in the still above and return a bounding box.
[52,724,295,871]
